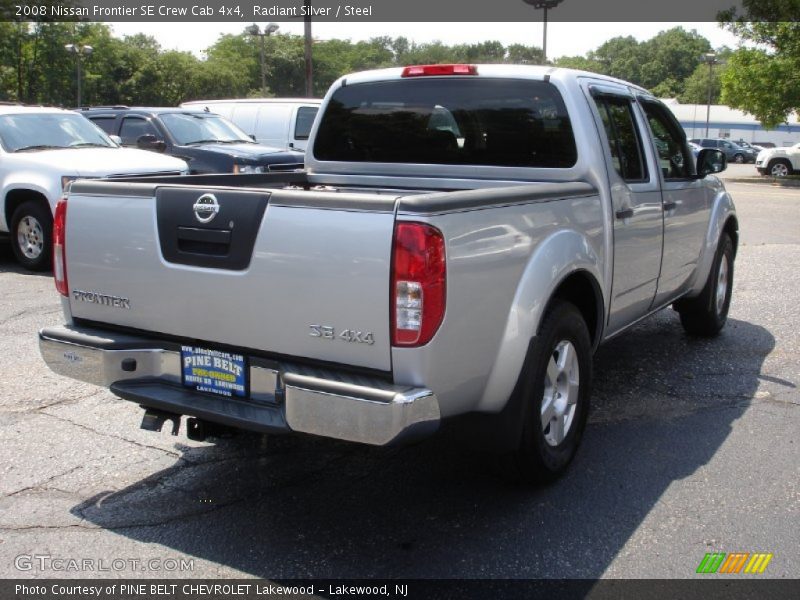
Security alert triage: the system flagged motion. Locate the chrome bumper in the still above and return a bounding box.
[39,325,440,446]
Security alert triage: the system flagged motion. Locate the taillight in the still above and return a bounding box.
[53,198,68,297]
[401,64,478,77]
[391,222,446,347]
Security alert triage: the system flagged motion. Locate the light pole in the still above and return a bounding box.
[700,52,723,137]
[522,0,565,64]
[246,22,279,96]
[64,43,92,107]
[304,0,313,97]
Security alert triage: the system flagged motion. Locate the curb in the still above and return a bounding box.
[724,177,800,188]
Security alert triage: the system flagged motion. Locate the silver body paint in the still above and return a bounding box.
[43,65,737,441]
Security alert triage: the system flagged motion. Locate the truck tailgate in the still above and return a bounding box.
[64,184,396,371]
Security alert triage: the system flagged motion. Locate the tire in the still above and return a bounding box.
[506,300,592,484]
[768,159,791,178]
[676,233,734,337]
[733,153,744,164]
[10,200,53,271]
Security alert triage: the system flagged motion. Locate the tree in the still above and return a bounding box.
[507,44,545,65]
[571,28,712,97]
[638,28,712,91]
[589,36,642,82]
[680,64,724,104]
[719,1,800,128]
[554,55,603,73]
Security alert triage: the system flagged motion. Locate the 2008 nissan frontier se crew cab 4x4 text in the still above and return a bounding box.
[40,64,737,482]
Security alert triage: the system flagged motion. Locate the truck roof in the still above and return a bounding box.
[337,64,650,95]
[0,105,74,116]
[182,97,322,105]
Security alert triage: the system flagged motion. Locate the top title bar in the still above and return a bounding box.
[4,0,749,22]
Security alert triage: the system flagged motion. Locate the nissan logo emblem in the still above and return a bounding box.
[192,193,219,224]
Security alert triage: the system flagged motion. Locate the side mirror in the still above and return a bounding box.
[136,134,166,153]
[697,148,726,177]
[109,135,122,145]
[249,134,256,141]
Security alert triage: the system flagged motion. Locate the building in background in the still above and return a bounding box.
[662,99,798,147]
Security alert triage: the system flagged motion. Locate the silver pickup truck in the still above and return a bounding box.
[39,65,737,482]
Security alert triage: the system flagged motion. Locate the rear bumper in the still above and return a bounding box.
[39,325,440,446]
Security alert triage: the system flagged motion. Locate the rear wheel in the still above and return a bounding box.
[768,159,791,178]
[506,300,592,483]
[676,233,734,337]
[733,153,745,164]
[10,200,52,271]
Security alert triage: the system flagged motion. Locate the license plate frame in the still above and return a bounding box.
[180,345,248,399]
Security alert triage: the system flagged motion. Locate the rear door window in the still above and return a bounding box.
[593,94,647,182]
[89,116,117,135]
[314,78,577,168]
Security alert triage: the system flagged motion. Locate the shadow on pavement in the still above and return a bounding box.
[0,242,51,278]
[71,313,773,578]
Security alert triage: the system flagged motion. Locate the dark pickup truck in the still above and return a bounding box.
[81,107,304,174]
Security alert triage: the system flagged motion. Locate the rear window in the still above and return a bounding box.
[313,78,577,168]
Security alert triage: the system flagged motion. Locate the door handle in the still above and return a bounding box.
[615,208,634,220]
[663,201,677,211]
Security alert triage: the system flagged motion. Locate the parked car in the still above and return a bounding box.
[689,138,757,163]
[80,107,304,174]
[755,142,800,177]
[688,141,703,158]
[40,65,736,483]
[0,105,188,270]
[179,98,321,151]
[734,140,765,154]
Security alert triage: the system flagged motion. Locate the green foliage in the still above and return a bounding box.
[719,1,800,128]
[0,22,734,111]
[553,55,602,72]
[680,63,726,104]
[579,28,713,96]
[0,24,549,106]
[721,49,797,129]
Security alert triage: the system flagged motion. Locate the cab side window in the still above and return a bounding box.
[640,100,693,180]
[593,94,648,182]
[119,117,159,146]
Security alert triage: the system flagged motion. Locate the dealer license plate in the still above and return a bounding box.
[181,345,247,398]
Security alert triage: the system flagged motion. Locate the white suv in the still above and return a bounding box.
[0,105,188,270]
[755,142,800,177]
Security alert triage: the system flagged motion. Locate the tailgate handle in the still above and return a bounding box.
[177,226,232,256]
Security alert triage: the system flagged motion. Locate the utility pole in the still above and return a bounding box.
[246,23,279,96]
[304,0,313,97]
[64,44,93,107]
[701,52,722,137]
[522,0,565,64]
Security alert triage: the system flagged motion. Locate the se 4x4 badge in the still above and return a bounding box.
[309,325,375,345]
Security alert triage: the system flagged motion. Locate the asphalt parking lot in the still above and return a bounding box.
[0,167,798,580]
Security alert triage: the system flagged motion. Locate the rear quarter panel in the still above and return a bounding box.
[392,188,605,417]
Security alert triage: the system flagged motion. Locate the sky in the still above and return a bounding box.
[108,21,740,59]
